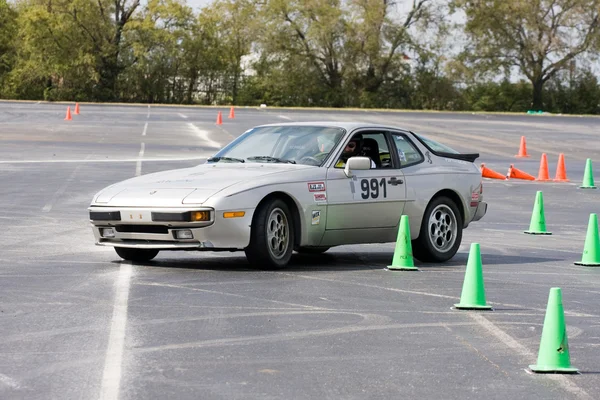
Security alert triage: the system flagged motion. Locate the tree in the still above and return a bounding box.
[453,0,600,110]
[258,0,349,106]
[346,0,432,97]
[122,0,195,103]
[208,0,257,104]
[11,0,143,101]
[0,0,18,95]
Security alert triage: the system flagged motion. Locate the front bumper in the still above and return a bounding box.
[472,201,487,222]
[89,206,254,250]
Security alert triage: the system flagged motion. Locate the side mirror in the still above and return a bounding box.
[344,156,371,177]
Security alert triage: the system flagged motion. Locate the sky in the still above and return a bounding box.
[186,0,213,10]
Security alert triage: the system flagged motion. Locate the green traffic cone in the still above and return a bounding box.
[529,288,579,373]
[454,243,492,310]
[574,213,600,267]
[580,158,597,189]
[387,215,418,271]
[524,191,552,235]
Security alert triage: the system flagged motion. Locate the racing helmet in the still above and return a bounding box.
[342,134,363,159]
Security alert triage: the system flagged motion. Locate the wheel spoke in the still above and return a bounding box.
[266,207,290,259]
[428,204,457,253]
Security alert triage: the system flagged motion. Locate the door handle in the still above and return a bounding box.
[388,177,403,185]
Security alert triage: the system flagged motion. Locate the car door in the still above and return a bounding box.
[325,130,407,230]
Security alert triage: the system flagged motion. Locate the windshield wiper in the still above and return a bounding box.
[247,156,296,164]
[207,156,245,163]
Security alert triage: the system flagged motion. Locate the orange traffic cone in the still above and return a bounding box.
[536,153,551,181]
[74,103,80,115]
[216,111,223,125]
[507,164,535,180]
[553,153,570,182]
[515,136,530,158]
[481,163,507,180]
[64,106,72,121]
[228,106,235,119]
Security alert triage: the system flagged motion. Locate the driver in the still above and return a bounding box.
[335,135,376,168]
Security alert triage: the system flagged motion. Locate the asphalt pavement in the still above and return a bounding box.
[0,101,599,400]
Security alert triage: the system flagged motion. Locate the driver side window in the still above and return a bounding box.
[334,132,389,169]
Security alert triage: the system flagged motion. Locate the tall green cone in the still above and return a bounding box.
[524,191,552,235]
[454,243,492,310]
[529,288,579,373]
[387,215,419,271]
[580,158,597,189]
[574,213,600,267]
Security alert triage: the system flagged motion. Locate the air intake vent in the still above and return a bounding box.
[114,225,169,234]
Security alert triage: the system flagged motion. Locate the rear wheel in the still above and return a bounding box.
[245,198,295,269]
[412,196,462,263]
[114,247,159,262]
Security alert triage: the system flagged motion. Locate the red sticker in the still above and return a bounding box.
[314,193,327,202]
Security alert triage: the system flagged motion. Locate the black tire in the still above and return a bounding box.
[114,247,159,262]
[412,196,463,263]
[296,246,330,254]
[245,198,295,269]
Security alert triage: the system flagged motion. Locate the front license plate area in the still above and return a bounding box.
[123,210,153,222]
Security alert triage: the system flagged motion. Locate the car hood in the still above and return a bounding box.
[92,163,310,207]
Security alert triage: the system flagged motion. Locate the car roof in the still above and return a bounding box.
[255,121,413,134]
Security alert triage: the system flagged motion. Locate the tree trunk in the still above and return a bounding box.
[232,70,239,105]
[531,79,544,111]
[186,74,197,104]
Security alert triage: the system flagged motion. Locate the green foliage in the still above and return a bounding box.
[0,0,599,115]
[453,0,600,109]
[0,0,18,95]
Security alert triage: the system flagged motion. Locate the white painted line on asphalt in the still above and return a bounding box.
[0,156,210,164]
[187,123,222,149]
[469,313,592,400]
[278,115,292,120]
[178,113,188,119]
[135,143,145,176]
[142,122,148,136]
[42,165,82,212]
[99,263,133,400]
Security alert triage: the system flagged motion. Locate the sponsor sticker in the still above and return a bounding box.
[398,150,406,162]
[313,193,327,203]
[311,210,321,225]
[308,182,326,192]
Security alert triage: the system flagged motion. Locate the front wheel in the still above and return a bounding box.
[114,247,159,262]
[245,198,295,269]
[412,196,463,263]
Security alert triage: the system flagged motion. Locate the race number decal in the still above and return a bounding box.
[360,178,387,199]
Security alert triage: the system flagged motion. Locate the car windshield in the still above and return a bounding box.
[208,125,346,166]
[414,133,460,154]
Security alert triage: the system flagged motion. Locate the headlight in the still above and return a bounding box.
[151,210,212,222]
[190,211,211,222]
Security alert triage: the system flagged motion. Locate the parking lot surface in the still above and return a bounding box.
[1,101,599,399]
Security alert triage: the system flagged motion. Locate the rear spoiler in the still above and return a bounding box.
[436,152,480,163]
[410,131,479,163]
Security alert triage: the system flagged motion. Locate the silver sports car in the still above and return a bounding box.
[88,122,487,268]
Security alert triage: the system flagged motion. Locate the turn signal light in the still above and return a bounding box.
[223,211,245,218]
[190,211,210,222]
